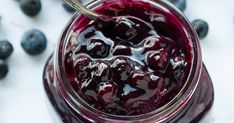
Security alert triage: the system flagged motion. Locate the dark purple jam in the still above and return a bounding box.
[64,1,192,116]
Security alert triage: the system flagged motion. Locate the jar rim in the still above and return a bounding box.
[55,0,202,122]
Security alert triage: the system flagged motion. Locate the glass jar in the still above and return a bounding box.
[43,0,214,122]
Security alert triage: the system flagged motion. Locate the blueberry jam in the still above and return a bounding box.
[64,1,192,116]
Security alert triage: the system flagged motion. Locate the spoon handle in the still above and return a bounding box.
[64,0,99,20]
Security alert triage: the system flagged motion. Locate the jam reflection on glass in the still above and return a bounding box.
[64,1,192,116]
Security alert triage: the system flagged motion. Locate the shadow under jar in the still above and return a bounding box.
[43,0,214,123]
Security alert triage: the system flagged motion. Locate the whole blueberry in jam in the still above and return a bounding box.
[112,41,132,56]
[146,49,170,73]
[65,1,191,116]
[73,55,91,80]
[92,61,112,82]
[110,57,133,82]
[87,39,110,58]
[97,82,117,103]
[142,36,173,53]
[113,16,157,45]
[169,56,188,82]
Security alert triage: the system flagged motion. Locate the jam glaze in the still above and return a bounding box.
[64,1,192,116]
[43,0,214,122]
[43,57,213,123]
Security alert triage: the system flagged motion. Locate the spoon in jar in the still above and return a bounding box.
[64,0,157,42]
[64,0,111,21]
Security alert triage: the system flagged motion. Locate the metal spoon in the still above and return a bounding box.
[64,0,109,21]
[64,0,157,39]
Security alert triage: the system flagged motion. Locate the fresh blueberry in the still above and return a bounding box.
[62,1,76,13]
[168,0,186,12]
[0,40,14,59]
[21,29,47,55]
[192,19,209,39]
[20,0,41,17]
[0,59,8,80]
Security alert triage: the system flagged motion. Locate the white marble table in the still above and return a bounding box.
[0,0,234,122]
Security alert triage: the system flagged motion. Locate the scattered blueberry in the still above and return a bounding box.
[168,0,186,12]
[0,40,14,59]
[62,1,76,13]
[20,0,42,17]
[0,59,8,80]
[192,19,209,39]
[21,29,47,55]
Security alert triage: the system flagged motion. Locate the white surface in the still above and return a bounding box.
[0,0,234,123]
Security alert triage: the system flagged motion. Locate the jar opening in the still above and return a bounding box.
[55,0,202,121]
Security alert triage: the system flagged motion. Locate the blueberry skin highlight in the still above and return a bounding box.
[21,29,47,55]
